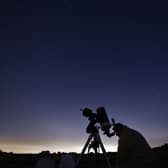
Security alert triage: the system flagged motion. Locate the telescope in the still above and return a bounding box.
[81,106,115,137]
[76,107,115,168]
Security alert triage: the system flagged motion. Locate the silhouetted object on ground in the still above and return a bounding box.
[35,151,56,168]
[60,153,76,168]
[113,123,156,168]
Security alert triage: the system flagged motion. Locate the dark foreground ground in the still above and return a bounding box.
[0,144,168,168]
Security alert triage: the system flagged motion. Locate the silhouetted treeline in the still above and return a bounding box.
[0,144,168,168]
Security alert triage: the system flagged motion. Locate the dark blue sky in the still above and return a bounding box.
[0,0,168,153]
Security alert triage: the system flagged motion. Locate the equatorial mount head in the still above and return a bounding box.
[81,107,115,137]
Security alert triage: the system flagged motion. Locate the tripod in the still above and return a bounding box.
[75,131,112,168]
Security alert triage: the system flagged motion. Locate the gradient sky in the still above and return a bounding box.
[0,0,168,153]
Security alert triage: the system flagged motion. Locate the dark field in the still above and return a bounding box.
[0,151,60,168]
[0,152,115,168]
[0,153,38,168]
[0,144,168,168]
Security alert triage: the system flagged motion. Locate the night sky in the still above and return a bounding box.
[0,0,168,153]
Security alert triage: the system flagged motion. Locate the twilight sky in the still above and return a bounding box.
[0,0,168,153]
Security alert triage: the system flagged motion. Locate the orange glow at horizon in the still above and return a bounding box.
[0,142,117,154]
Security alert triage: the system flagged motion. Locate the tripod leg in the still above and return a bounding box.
[94,147,98,167]
[98,134,112,168]
[75,134,93,168]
